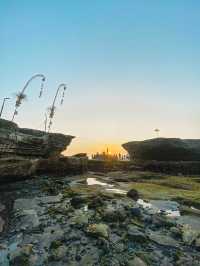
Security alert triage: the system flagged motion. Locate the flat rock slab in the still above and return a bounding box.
[148,231,179,247]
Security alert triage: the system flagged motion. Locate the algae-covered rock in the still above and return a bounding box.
[181,225,199,245]
[127,225,147,242]
[70,210,89,227]
[127,256,147,266]
[51,245,68,261]
[87,223,109,238]
[148,231,179,247]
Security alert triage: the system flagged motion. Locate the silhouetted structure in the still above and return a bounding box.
[91,150,130,161]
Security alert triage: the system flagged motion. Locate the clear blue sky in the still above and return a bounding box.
[1,1,200,154]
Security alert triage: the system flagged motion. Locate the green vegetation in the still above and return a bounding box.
[124,172,200,208]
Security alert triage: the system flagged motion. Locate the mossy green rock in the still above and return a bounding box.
[87,223,109,238]
[127,256,147,266]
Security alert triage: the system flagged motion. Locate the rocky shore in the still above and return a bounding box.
[0,171,200,266]
[1,120,200,265]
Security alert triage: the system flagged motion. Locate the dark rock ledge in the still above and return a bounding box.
[0,119,88,182]
[123,138,200,174]
[0,118,74,159]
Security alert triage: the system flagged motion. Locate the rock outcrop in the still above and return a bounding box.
[0,157,88,183]
[0,157,38,182]
[0,119,84,182]
[36,156,88,175]
[0,118,74,159]
[122,138,200,161]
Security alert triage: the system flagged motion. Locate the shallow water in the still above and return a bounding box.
[87,177,127,194]
[87,178,200,218]
[0,242,19,266]
[87,177,114,187]
[177,215,200,230]
[137,199,181,217]
[106,188,127,194]
[0,174,200,266]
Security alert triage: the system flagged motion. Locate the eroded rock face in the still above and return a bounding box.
[0,157,88,182]
[0,119,89,181]
[122,138,200,161]
[36,156,88,175]
[0,157,38,181]
[0,118,74,159]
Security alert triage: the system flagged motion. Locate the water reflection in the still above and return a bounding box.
[86,177,200,220]
[137,199,181,217]
[106,188,127,194]
[87,178,113,187]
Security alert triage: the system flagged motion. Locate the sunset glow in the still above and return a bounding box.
[65,139,126,157]
[1,1,200,155]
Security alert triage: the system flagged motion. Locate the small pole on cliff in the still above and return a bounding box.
[12,74,46,122]
[154,128,160,138]
[0,97,10,118]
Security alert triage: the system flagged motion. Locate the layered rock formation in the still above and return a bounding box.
[122,138,200,161]
[0,157,37,181]
[0,118,74,159]
[0,119,90,181]
[0,157,88,183]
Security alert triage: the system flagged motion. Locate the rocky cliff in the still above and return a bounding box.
[0,118,74,159]
[122,138,200,161]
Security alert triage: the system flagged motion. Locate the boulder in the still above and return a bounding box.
[70,195,88,208]
[87,223,109,238]
[122,138,200,161]
[127,189,139,201]
[127,256,147,266]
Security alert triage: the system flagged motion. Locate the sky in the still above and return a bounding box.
[1,1,200,155]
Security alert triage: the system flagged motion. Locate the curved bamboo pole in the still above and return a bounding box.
[0,97,10,118]
[48,83,67,132]
[12,74,46,121]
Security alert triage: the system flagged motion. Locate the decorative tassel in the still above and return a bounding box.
[39,81,44,98]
